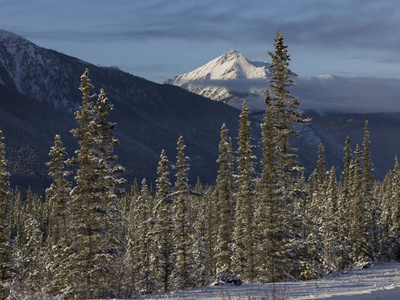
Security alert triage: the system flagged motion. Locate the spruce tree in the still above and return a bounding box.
[154,150,174,293]
[0,131,14,299]
[172,135,195,289]
[348,144,371,264]
[124,178,155,296]
[390,157,400,260]
[267,31,307,190]
[46,134,71,247]
[323,166,341,270]
[64,69,124,299]
[362,120,378,256]
[45,134,71,296]
[378,168,393,259]
[256,92,286,282]
[92,88,126,295]
[342,136,353,200]
[13,209,46,298]
[214,123,234,276]
[232,101,256,281]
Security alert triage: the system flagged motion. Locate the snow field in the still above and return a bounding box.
[140,262,400,300]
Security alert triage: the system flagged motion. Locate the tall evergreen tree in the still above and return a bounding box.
[362,120,378,256]
[348,144,371,264]
[154,150,174,293]
[46,134,71,247]
[214,124,234,276]
[342,136,353,200]
[45,134,71,296]
[172,135,195,289]
[0,131,14,299]
[232,101,256,281]
[124,178,155,296]
[267,31,307,190]
[323,166,341,270]
[64,69,124,299]
[92,88,126,295]
[256,92,286,282]
[390,157,400,260]
[13,209,46,298]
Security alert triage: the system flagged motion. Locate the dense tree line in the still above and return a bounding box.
[1,32,400,299]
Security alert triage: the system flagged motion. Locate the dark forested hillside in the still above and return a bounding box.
[0,30,249,193]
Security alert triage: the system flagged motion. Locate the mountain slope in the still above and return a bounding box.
[0,29,248,193]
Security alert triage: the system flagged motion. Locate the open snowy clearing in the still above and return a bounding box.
[141,263,400,299]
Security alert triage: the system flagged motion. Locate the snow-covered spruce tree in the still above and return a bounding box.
[91,88,126,295]
[0,131,14,299]
[137,179,157,294]
[214,124,234,277]
[266,32,311,280]
[362,121,378,256]
[377,169,393,260]
[267,31,308,191]
[348,144,371,265]
[153,150,174,293]
[13,206,46,298]
[232,101,256,282]
[201,185,217,279]
[389,157,400,260]
[45,134,71,296]
[63,69,125,299]
[172,135,195,289]
[308,144,328,240]
[124,178,155,296]
[302,144,329,276]
[46,134,71,248]
[342,136,353,201]
[256,93,286,282]
[191,179,210,287]
[323,166,341,270]
[10,188,22,241]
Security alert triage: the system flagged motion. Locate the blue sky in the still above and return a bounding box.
[1,0,400,83]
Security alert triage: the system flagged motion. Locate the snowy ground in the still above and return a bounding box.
[140,263,400,299]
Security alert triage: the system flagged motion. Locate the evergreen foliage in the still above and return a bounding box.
[214,124,234,276]
[232,101,256,281]
[0,131,14,299]
[63,69,125,299]
[154,149,174,293]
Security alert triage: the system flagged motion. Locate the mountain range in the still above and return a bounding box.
[0,29,400,193]
[164,49,400,114]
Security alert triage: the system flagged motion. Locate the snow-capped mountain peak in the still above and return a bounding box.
[164,49,271,86]
[164,50,271,105]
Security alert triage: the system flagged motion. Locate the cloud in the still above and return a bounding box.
[185,76,400,114]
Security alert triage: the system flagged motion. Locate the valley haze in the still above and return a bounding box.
[165,49,400,114]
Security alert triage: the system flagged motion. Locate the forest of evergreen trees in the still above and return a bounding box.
[1,31,400,299]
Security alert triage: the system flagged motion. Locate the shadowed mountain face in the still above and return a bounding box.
[0,29,399,194]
